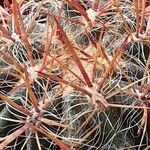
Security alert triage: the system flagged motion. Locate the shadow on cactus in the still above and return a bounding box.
[0,0,150,150]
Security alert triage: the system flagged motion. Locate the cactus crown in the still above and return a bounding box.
[0,0,150,149]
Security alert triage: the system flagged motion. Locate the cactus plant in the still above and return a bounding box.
[0,0,150,149]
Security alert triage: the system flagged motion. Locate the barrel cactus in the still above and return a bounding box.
[0,0,150,149]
